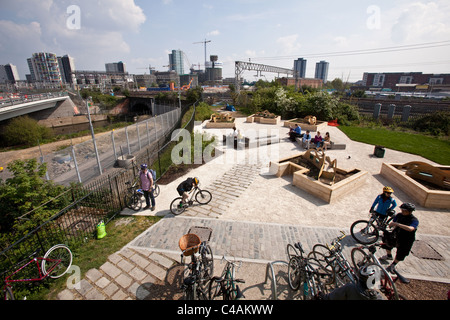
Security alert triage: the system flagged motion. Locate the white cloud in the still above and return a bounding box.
[390,1,450,43]
[276,34,301,55]
[207,30,220,36]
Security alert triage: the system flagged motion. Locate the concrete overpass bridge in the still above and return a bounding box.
[0,92,71,122]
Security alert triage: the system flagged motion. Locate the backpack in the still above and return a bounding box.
[149,169,156,181]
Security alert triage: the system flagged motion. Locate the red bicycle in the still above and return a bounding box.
[2,244,73,300]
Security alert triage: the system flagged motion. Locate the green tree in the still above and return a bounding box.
[0,159,67,234]
[2,116,53,147]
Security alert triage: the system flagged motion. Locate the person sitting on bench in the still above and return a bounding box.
[288,124,302,142]
[302,130,312,149]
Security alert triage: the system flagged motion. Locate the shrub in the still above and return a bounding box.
[2,116,53,147]
[411,111,450,136]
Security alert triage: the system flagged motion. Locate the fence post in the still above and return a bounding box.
[146,120,150,146]
[402,105,411,122]
[137,123,141,150]
[153,116,158,140]
[125,126,131,155]
[111,130,117,161]
[71,146,82,183]
[388,104,396,120]
[373,103,381,119]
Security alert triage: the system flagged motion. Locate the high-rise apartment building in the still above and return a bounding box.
[169,50,184,75]
[58,55,76,84]
[0,64,20,83]
[294,58,307,78]
[27,52,62,83]
[105,61,126,73]
[315,60,329,84]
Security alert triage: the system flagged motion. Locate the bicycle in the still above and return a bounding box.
[287,242,332,300]
[179,228,214,300]
[350,209,395,244]
[2,244,73,300]
[170,185,212,215]
[209,255,245,300]
[308,231,357,287]
[350,243,403,300]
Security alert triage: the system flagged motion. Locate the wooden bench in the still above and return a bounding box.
[223,134,280,149]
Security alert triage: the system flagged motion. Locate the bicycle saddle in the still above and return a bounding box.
[183,276,196,286]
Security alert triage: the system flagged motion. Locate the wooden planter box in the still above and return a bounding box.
[205,120,236,128]
[246,114,281,125]
[270,153,368,203]
[283,119,328,132]
[380,163,450,209]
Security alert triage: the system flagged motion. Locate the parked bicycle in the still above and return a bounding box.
[170,185,212,215]
[2,244,73,300]
[350,243,402,300]
[350,209,395,244]
[308,231,357,287]
[179,230,214,300]
[124,180,143,211]
[209,255,245,300]
[287,242,331,300]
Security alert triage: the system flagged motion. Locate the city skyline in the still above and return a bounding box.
[1,0,449,83]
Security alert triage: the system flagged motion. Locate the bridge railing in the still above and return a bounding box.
[0,91,68,108]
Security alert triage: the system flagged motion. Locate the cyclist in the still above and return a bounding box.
[370,186,397,222]
[381,202,419,274]
[139,164,155,211]
[316,265,383,300]
[177,177,199,205]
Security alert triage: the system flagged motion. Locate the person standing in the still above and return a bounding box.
[370,186,397,222]
[139,164,155,211]
[381,202,419,274]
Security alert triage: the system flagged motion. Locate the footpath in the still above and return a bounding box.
[57,119,450,300]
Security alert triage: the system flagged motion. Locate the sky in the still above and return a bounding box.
[1,0,450,83]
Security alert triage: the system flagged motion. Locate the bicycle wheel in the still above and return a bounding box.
[350,220,379,244]
[307,256,335,288]
[307,246,335,285]
[3,287,14,300]
[199,244,214,280]
[170,197,186,215]
[195,190,212,204]
[153,184,160,198]
[125,193,142,211]
[364,263,399,300]
[287,257,303,291]
[208,276,223,300]
[42,244,73,279]
[286,243,299,260]
[350,247,373,271]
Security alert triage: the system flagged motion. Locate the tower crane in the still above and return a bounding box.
[193,39,211,65]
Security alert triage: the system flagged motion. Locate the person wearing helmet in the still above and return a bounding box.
[176,177,199,205]
[370,186,397,222]
[139,164,155,211]
[317,265,383,300]
[381,202,419,275]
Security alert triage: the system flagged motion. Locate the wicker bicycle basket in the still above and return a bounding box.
[178,233,201,256]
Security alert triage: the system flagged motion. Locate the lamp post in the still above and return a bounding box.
[86,96,102,175]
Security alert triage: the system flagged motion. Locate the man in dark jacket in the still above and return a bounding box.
[381,202,419,274]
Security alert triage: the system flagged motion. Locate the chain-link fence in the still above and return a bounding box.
[41,104,182,186]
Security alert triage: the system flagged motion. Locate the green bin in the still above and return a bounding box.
[374,145,385,158]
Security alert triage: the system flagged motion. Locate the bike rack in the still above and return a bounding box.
[264,260,288,300]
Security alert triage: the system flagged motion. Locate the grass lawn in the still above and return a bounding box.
[338,126,450,165]
[26,216,162,300]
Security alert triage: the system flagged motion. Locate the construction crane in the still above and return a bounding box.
[137,65,155,74]
[193,39,211,65]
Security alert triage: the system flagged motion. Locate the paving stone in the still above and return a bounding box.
[100,261,122,279]
[57,289,74,300]
[85,268,103,283]
[115,273,133,289]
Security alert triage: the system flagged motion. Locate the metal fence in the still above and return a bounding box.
[41,104,182,186]
[0,101,197,277]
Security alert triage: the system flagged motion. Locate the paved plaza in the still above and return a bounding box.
[58,117,450,300]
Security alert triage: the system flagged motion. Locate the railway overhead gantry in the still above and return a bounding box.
[234,61,294,93]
